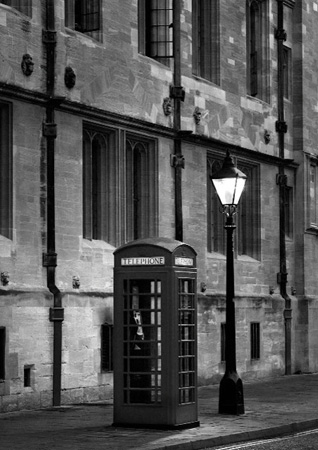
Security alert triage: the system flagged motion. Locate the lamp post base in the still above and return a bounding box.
[219,370,245,415]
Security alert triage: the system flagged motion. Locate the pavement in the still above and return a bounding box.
[1,373,318,450]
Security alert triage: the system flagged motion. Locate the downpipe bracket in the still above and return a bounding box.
[49,307,64,322]
[43,252,57,267]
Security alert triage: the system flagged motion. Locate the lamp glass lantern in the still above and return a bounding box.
[211,152,247,211]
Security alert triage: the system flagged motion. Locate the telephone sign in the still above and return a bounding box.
[121,256,165,266]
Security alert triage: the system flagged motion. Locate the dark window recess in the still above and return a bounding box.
[0,101,13,240]
[24,366,31,387]
[0,327,6,380]
[146,0,173,60]
[220,322,226,362]
[65,0,100,36]
[247,0,269,102]
[249,1,258,97]
[139,0,173,65]
[126,139,155,242]
[82,127,116,243]
[207,158,225,254]
[101,323,113,372]
[283,46,292,100]
[284,186,293,238]
[75,0,100,33]
[192,0,220,84]
[82,125,158,246]
[251,322,260,360]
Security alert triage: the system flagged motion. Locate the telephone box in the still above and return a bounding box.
[113,237,199,429]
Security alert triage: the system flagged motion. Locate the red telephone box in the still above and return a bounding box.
[113,237,199,429]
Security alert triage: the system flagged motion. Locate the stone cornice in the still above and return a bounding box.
[0,82,47,105]
[0,82,299,169]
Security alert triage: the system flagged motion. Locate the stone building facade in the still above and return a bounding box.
[0,0,317,412]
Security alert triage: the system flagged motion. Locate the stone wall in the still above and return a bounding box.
[0,0,317,413]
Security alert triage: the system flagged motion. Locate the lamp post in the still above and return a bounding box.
[210,151,247,415]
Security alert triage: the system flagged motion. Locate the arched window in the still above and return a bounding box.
[126,138,158,243]
[83,125,158,246]
[83,127,117,244]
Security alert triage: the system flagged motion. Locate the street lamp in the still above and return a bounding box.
[210,151,247,415]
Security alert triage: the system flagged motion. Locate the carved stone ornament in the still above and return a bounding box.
[264,129,271,144]
[21,54,34,76]
[1,272,10,286]
[72,275,80,289]
[64,66,76,89]
[193,107,202,125]
[163,97,172,116]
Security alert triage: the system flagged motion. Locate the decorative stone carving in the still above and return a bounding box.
[64,66,76,89]
[162,97,172,116]
[1,272,9,286]
[72,275,80,289]
[21,54,34,76]
[264,129,271,144]
[193,107,202,125]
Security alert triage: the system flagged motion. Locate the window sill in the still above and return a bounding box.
[192,74,221,88]
[24,386,34,392]
[245,94,270,108]
[64,27,102,44]
[138,53,173,70]
[82,238,116,252]
[207,252,261,263]
[237,254,261,263]
[207,251,226,260]
[306,226,318,235]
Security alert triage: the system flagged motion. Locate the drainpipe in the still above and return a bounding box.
[170,1,185,242]
[42,0,64,406]
[275,0,292,375]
